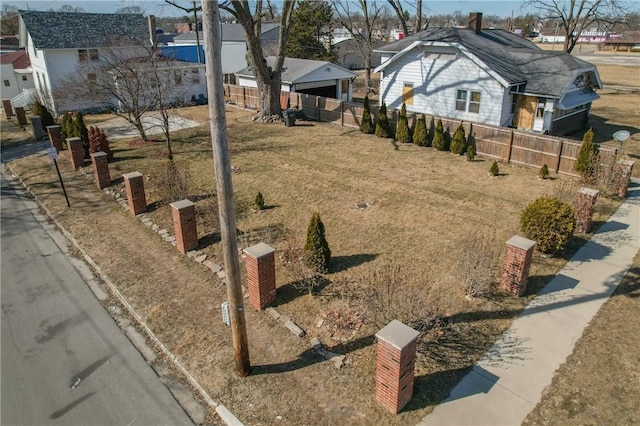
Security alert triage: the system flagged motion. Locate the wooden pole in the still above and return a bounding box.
[201,0,251,377]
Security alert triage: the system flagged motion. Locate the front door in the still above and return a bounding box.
[513,95,536,129]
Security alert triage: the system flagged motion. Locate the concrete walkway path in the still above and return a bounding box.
[419,178,640,426]
[97,112,200,140]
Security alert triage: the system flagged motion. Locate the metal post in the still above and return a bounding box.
[53,158,70,208]
[202,0,251,377]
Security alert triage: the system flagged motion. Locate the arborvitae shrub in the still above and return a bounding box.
[74,112,90,159]
[539,164,550,179]
[426,116,435,147]
[99,129,113,161]
[61,112,73,139]
[374,102,391,138]
[88,126,101,154]
[255,192,265,210]
[360,96,373,134]
[304,212,331,273]
[444,128,451,151]
[450,123,467,154]
[575,128,596,179]
[412,114,427,146]
[33,99,55,127]
[490,161,499,176]
[520,196,575,254]
[466,145,475,161]
[395,103,411,143]
[432,119,446,151]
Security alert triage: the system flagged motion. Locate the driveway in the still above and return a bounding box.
[98,112,200,140]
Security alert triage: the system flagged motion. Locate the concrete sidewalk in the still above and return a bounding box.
[419,178,640,426]
[98,112,200,140]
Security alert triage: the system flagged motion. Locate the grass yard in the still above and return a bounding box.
[2,62,637,425]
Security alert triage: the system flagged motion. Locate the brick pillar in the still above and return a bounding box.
[15,107,27,126]
[243,243,276,310]
[29,115,45,140]
[500,236,535,297]
[2,100,14,118]
[616,160,635,198]
[574,187,599,233]
[170,199,198,253]
[123,172,147,216]
[66,137,85,169]
[90,151,110,189]
[375,320,420,414]
[47,125,63,152]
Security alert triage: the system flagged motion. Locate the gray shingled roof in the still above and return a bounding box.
[235,57,357,84]
[376,27,599,97]
[20,10,150,49]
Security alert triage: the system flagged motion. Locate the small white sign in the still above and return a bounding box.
[47,147,58,160]
[221,301,230,326]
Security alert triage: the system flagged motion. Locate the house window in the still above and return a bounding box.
[174,70,182,85]
[191,68,200,84]
[402,82,414,105]
[536,98,545,118]
[22,75,28,81]
[456,89,481,114]
[78,49,99,62]
[3,80,10,87]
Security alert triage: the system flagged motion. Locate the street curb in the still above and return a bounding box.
[3,162,244,426]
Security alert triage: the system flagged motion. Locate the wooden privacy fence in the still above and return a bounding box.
[223,84,616,177]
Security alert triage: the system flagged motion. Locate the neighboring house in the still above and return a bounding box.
[334,38,384,70]
[235,57,358,101]
[0,50,35,102]
[537,27,566,44]
[171,23,279,76]
[374,13,602,136]
[19,10,151,114]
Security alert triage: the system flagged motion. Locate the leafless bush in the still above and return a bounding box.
[348,261,435,330]
[551,180,579,206]
[280,233,324,295]
[450,230,501,299]
[592,150,623,196]
[154,160,190,204]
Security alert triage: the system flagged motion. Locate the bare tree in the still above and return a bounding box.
[332,0,385,92]
[1,4,19,36]
[54,4,86,13]
[116,5,145,14]
[55,42,190,158]
[524,0,627,53]
[220,0,296,120]
[386,0,409,36]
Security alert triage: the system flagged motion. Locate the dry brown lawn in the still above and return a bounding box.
[2,63,636,425]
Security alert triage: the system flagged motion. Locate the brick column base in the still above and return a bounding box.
[500,235,535,297]
[30,115,45,141]
[90,151,110,189]
[375,320,420,414]
[244,243,276,310]
[15,107,27,126]
[47,125,63,152]
[123,172,147,216]
[171,199,198,253]
[616,160,635,198]
[66,137,85,169]
[574,187,599,233]
[3,100,14,118]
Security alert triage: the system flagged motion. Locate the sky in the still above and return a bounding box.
[5,0,542,18]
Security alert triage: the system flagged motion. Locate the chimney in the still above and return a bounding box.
[148,15,157,47]
[469,12,483,34]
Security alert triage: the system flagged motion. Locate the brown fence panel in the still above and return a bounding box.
[510,133,560,169]
[471,124,511,160]
[342,101,363,128]
[319,98,342,124]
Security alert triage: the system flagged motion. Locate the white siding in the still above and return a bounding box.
[220,42,249,74]
[237,76,290,92]
[379,49,507,126]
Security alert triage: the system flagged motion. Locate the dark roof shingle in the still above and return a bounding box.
[20,10,150,49]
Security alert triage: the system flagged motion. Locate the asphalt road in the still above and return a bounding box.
[0,167,193,426]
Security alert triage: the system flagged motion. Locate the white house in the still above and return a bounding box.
[374,13,602,136]
[19,10,206,116]
[235,57,358,102]
[0,50,35,104]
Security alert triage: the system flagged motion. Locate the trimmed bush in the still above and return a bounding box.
[255,191,265,210]
[395,103,411,143]
[466,145,475,161]
[575,128,597,179]
[32,99,55,127]
[99,129,113,161]
[490,161,499,176]
[88,126,101,154]
[360,96,373,134]
[450,123,467,154]
[432,119,446,151]
[61,112,73,139]
[74,112,90,159]
[539,164,550,179]
[412,114,427,146]
[304,212,331,273]
[374,102,391,138]
[426,116,435,147]
[520,196,576,254]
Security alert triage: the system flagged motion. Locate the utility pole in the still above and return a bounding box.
[201,0,251,377]
[165,0,202,63]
